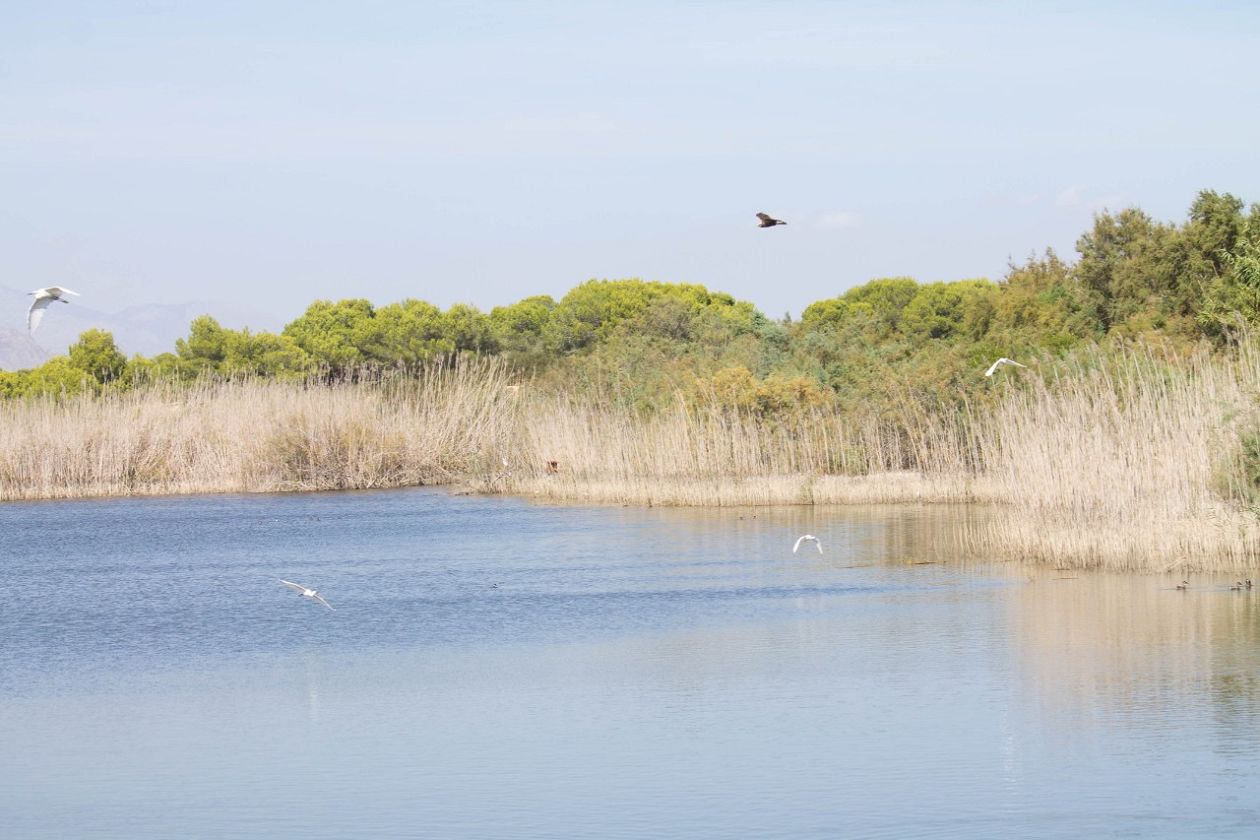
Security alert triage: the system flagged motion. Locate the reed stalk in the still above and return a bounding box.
[3,346,1260,571]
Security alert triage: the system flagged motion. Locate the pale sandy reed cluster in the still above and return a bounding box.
[3,347,1260,571]
[0,360,519,499]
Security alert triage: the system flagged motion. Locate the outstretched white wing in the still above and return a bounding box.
[279,578,334,610]
[47,287,80,297]
[27,297,52,332]
[985,357,1027,377]
[793,535,824,554]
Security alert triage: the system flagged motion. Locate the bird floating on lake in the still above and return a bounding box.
[1175,580,1189,590]
[279,579,335,610]
[26,286,80,332]
[756,212,787,228]
[984,357,1027,377]
[793,535,823,554]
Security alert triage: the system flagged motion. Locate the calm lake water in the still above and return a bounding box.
[1,488,1257,839]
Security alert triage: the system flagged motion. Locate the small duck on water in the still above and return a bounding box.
[1175,580,1190,590]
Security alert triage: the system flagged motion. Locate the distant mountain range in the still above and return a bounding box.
[0,285,284,371]
[0,328,48,370]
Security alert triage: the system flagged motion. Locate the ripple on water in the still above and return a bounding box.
[1,489,1257,839]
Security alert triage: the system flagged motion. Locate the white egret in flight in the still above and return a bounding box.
[27,287,80,332]
[984,357,1027,377]
[793,535,823,554]
[278,579,335,610]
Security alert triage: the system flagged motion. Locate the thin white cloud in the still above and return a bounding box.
[815,211,863,230]
[1054,186,1130,213]
[1055,186,1084,207]
[1090,193,1129,212]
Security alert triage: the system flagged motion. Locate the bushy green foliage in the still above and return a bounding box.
[8,189,1260,417]
[175,315,313,378]
[0,357,90,397]
[986,250,1102,350]
[68,329,128,385]
[360,300,453,365]
[1197,209,1260,338]
[704,366,829,414]
[536,279,756,353]
[804,276,921,339]
[1076,207,1176,328]
[901,279,996,341]
[490,296,554,349]
[282,299,375,369]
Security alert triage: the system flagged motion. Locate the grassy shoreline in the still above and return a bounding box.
[4,349,1260,573]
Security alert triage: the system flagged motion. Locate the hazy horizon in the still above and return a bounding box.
[4,0,1259,326]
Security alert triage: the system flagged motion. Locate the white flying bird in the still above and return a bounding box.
[793,534,823,554]
[984,357,1027,377]
[279,579,335,610]
[26,286,80,332]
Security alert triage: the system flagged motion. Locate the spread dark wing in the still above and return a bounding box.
[756,213,773,222]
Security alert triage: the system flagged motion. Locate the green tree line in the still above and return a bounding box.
[4,189,1258,411]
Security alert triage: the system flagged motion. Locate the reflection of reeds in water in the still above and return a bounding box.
[1004,570,1260,737]
[5,344,1260,570]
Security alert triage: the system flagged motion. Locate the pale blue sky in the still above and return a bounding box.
[2,0,1258,325]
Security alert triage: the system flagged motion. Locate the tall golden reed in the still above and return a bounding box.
[0,358,520,499]
[3,345,1260,570]
[496,393,981,506]
[971,342,1260,570]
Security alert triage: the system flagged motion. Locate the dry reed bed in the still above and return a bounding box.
[0,359,519,499]
[497,344,1260,570]
[497,396,984,505]
[504,473,986,508]
[965,344,1260,571]
[3,347,1260,571]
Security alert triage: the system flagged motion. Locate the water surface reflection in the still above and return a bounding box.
[0,489,1256,838]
